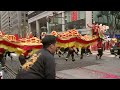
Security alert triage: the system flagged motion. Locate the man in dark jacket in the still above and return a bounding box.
[0,48,5,68]
[16,35,57,79]
[96,38,104,59]
[80,47,86,59]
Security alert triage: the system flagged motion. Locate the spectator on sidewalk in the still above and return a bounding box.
[65,46,78,61]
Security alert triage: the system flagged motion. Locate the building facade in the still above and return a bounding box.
[1,11,28,36]
[28,11,93,37]
[9,11,28,36]
[1,11,10,34]
[0,11,1,30]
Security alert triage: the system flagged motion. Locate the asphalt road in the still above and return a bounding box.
[3,50,120,79]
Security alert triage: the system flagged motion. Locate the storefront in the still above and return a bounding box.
[48,11,86,33]
[28,11,92,37]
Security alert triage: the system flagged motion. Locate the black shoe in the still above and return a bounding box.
[65,58,68,61]
[80,56,83,59]
[72,59,75,61]
[90,53,92,54]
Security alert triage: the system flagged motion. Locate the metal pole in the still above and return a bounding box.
[53,15,55,30]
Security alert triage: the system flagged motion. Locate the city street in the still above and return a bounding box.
[56,50,120,79]
[2,50,120,79]
[1,11,120,79]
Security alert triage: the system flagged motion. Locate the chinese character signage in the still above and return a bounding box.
[71,11,78,21]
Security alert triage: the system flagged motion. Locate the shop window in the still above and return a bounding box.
[26,20,28,22]
[21,13,24,16]
[65,11,71,23]
[78,11,85,20]
[22,19,24,22]
[67,19,85,29]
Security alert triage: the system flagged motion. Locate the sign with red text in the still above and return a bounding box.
[71,11,78,21]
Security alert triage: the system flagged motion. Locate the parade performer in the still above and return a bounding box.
[87,22,99,36]
[86,45,92,56]
[96,38,104,60]
[80,47,86,59]
[19,49,33,66]
[65,46,78,61]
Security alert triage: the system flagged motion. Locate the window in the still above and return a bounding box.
[22,19,24,22]
[21,13,24,16]
[65,11,85,30]
[26,20,28,22]
[78,11,85,20]
[49,13,62,32]
[50,24,62,32]
[26,14,28,17]
[12,19,18,25]
[65,11,71,23]
[57,13,62,24]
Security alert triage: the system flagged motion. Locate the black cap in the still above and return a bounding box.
[41,35,56,48]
